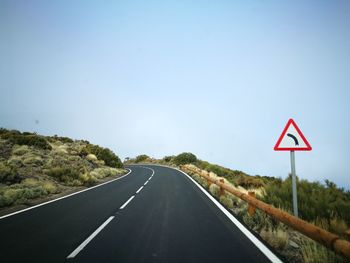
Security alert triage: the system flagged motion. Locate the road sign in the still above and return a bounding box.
[274,119,312,217]
[274,119,312,151]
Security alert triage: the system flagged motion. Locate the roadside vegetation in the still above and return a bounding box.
[0,128,126,211]
[126,152,350,262]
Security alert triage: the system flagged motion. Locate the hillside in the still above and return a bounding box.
[127,153,350,262]
[127,153,350,224]
[0,128,127,215]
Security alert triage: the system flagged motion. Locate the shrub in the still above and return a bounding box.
[235,176,265,189]
[329,217,348,236]
[12,145,30,156]
[135,154,150,163]
[0,128,9,135]
[80,144,122,168]
[67,155,81,162]
[2,188,22,205]
[7,156,23,167]
[49,135,74,144]
[0,131,52,150]
[240,208,271,232]
[0,186,46,207]
[86,154,98,162]
[90,167,120,179]
[260,228,289,250]
[220,195,234,209]
[42,182,57,194]
[226,192,239,204]
[78,173,97,186]
[300,237,347,263]
[173,152,197,165]
[0,139,12,159]
[53,145,68,155]
[46,167,80,184]
[209,184,220,198]
[0,163,21,184]
[22,178,40,187]
[163,156,173,162]
[195,160,252,188]
[262,176,350,225]
[23,155,43,166]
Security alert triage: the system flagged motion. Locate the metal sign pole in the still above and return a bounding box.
[290,150,298,217]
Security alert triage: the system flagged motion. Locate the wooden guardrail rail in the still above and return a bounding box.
[181,165,350,260]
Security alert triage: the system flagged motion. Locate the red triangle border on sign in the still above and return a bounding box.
[274,119,312,151]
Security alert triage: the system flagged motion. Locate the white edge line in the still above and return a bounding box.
[130,164,282,263]
[0,169,133,220]
[178,169,283,263]
[136,186,144,194]
[144,181,149,186]
[67,216,115,258]
[120,195,135,210]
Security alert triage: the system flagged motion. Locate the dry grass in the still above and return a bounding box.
[209,184,220,198]
[42,181,57,194]
[219,195,234,209]
[300,237,347,263]
[22,154,43,166]
[22,178,40,187]
[260,227,289,250]
[12,145,30,156]
[86,154,98,162]
[0,178,58,207]
[90,167,126,179]
[329,217,348,236]
[7,156,23,167]
[78,173,97,186]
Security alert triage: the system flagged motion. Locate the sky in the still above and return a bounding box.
[1,0,349,189]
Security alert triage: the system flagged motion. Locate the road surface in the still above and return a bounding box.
[0,165,281,262]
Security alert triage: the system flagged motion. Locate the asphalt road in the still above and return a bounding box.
[0,165,280,263]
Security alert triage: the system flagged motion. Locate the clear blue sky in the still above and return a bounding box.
[1,1,349,189]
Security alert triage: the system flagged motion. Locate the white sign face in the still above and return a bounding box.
[274,119,312,151]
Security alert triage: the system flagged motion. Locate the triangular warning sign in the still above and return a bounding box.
[274,119,312,151]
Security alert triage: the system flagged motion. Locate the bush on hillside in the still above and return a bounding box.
[0,129,51,150]
[12,145,30,156]
[196,160,245,178]
[262,176,350,224]
[0,139,13,159]
[80,144,122,168]
[162,156,174,162]
[135,154,150,163]
[0,187,44,207]
[90,167,123,179]
[235,176,265,189]
[46,167,80,184]
[173,152,197,165]
[0,179,58,207]
[48,135,74,144]
[0,163,22,184]
[23,155,44,166]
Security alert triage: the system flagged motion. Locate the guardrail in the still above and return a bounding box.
[181,165,350,260]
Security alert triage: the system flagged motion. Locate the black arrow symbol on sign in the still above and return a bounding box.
[287,133,299,146]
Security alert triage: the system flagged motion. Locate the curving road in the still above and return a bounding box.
[0,165,281,263]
